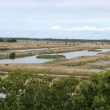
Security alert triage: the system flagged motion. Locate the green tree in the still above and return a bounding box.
[73,72,110,110]
[1,71,110,110]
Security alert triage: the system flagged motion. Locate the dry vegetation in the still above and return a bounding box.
[0,64,91,77]
[0,40,109,50]
[0,40,110,77]
[0,40,110,58]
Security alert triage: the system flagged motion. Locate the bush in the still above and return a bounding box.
[0,71,110,109]
[0,72,78,110]
[10,52,16,59]
[7,39,17,42]
[0,38,4,42]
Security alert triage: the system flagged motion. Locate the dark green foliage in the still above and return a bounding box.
[10,52,16,59]
[73,72,110,110]
[7,39,17,42]
[0,71,110,110]
[0,38,4,42]
[0,38,17,42]
[0,72,78,110]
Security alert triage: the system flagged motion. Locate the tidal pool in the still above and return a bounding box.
[0,48,109,64]
[0,55,52,64]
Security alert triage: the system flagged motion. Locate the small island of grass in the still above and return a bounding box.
[37,54,65,59]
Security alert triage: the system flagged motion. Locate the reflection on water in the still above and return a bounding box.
[97,49,110,53]
[0,55,52,64]
[99,61,110,65]
[59,50,98,59]
[0,48,109,64]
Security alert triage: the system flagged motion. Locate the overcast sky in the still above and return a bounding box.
[0,0,110,39]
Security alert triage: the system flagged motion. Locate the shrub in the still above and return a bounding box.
[10,52,16,59]
[0,71,110,110]
[0,38,4,42]
[7,39,17,42]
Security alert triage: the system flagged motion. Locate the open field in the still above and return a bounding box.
[0,39,110,78]
[0,40,110,49]
[0,40,110,59]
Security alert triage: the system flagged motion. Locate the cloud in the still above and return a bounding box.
[51,26,110,32]
[51,26,61,30]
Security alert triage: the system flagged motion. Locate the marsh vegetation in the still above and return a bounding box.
[37,54,65,59]
[0,39,110,76]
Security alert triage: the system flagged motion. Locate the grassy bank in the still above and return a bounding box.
[37,54,65,59]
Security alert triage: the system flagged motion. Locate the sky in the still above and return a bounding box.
[0,0,110,39]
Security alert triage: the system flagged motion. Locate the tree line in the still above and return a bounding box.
[0,38,17,42]
[0,37,110,43]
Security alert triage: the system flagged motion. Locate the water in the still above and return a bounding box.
[58,49,110,59]
[97,49,110,53]
[0,55,52,64]
[59,50,98,59]
[99,61,110,65]
[0,48,109,64]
